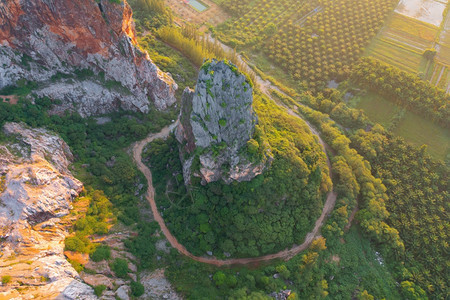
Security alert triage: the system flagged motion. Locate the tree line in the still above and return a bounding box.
[352,57,450,128]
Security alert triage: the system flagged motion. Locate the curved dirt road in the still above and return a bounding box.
[133,115,336,267]
[133,34,336,266]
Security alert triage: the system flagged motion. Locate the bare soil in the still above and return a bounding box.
[395,0,446,26]
[0,95,18,105]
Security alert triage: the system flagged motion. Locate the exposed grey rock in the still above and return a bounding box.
[0,122,83,225]
[139,269,182,300]
[189,61,255,149]
[116,285,130,300]
[80,273,114,289]
[176,59,271,184]
[0,0,177,117]
[58,279,97,300]
[0,123,94,299]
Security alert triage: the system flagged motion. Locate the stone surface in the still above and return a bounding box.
[0,122,95,299]
[80,273,114,289]
[116,285,130,300]
[84,260,113,276]
[0,0,177,117]
[139,269,182,300]
[176,59,271,184]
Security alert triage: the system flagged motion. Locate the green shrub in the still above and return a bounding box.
[218,119,226,126]
[226,275,237,288]
[213,271,226,287]
[68,259,84,273]
[90,245,111,262]
[83,268,97,275]
[94,285,107,297]
[93,222,109,235]
[1,275,11,284]
[74,218,88,231]
[131,281,145,297]
[246,139,259,155]
[64,236,86,252]
[111,258,129,278]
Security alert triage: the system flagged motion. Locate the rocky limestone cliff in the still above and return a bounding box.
[0,0,177,117]
[176,59,270,184]
[0,123,95,299]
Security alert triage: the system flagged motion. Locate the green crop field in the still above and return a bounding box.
[349,93,401,127]
[349,92,449,161]
[366,38,424,72]
[366,8,450,91]
[366,13,439,72]
[393,112,450,160]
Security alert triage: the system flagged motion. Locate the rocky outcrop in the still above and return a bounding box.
[139,269,182,300]
[0,0,177,117]
[176,59,271,184]
[0,123,95,299]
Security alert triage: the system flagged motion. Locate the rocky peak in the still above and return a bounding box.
[0,123,95,299]
[190,59,256,149]
[176,59,270,184]
[0,0,177,116]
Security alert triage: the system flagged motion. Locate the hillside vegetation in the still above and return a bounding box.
[144,92,331,257]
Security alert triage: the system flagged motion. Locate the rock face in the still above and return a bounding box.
[0,0,177,117]
[0,123,95,299]
[139,269,182,300]
[176,59,270,184]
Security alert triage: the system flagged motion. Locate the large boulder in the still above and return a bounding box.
[176,59,271,184]
[0,0,177,116]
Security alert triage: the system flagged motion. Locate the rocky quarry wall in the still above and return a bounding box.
[0,0,177,117]
[0,122,97,299]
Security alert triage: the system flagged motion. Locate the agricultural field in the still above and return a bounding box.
[366,0,450,92]
[366,13,438,73]
[218,0,398,90]
[349,92,450,160]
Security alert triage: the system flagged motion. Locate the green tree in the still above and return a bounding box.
[213,271,226,287]
[111,258,129,278]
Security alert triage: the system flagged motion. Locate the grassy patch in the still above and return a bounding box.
[389,13,439,42]
[349,92,400,128]
[349,92,450,161]
[393,111,450,161]
[321,227,401,299]
[94,285,106,297]
[366,13,439,74]
[366,38,423,72]
[1,275,11,284]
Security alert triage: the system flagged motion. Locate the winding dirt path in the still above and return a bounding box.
[133,121,336,266]
[132,35,337,266]
[132,103,337,266]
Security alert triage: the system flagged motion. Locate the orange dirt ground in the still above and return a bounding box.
[0,95,19,105]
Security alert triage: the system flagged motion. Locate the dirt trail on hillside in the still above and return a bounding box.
[133,36,337,266]
[133,120,336,266]
[133,101,337,266]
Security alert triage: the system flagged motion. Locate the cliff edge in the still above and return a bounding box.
[0,0,177,116]
[0,123,95,299]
